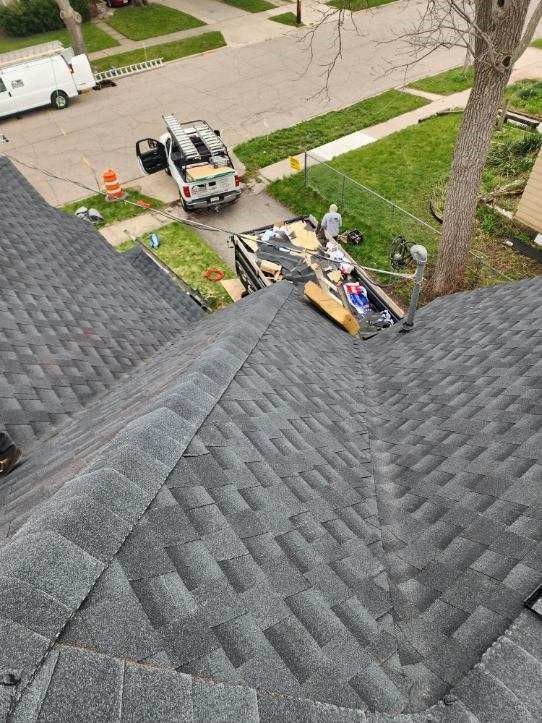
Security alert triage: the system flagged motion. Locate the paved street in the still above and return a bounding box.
[0,0,472,205]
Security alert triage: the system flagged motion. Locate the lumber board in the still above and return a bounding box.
[304,281,359,336]
[220,278,246,302]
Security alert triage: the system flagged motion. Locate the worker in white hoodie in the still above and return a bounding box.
[320,204,342,241]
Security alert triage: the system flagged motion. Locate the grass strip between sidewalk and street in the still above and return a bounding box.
[328,0,397,10]
[0,23,118,54]
[91,31,226,73]
[219,0,274,11]
[408,66,474,95]
[62,189,164,227]
[105,3,204,41]
[117,222,234,309]
[234,90,429,172]
[269,12,303,26]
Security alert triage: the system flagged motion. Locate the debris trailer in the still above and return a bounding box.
[230,216,403,337]
[136,116,242,212]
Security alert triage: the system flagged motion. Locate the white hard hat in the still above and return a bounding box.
[330,204,338,213]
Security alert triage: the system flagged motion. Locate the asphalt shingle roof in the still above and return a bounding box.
[0,156,540,721]
[0,156,203,449]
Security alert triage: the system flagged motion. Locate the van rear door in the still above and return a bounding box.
[0,76,13,117]
[70,54,95,92]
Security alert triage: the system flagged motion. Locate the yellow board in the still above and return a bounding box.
[304,281,360,336]
[289,156,302,171]
[287,220,320,251]
[220,278,246,302]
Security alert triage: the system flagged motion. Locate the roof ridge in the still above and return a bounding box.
[0,283,294,715]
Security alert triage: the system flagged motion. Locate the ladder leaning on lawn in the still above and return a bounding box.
[94,57,163,83]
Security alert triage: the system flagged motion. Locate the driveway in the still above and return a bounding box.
[0,1,500,204]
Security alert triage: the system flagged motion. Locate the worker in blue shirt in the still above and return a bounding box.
[321,204,342,240]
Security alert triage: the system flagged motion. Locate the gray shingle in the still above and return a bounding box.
[121,663,193,722]
[192,679,258,722]
[3,254,542,721]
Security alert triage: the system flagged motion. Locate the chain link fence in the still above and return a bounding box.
[303,151,512,285]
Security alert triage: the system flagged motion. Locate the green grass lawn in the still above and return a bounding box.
[117,222,233,309]
[408,66,474,95]
[62,189,163,227]
[269,12,303,26]
[105,3,204,41]
[91,31,226,73]
[532,38,542,48]
[505,79,542,119]
[0,23,118,54]
[234,90,428,171]
[268,114,540,298]
[328,0,396,10]
[219,0,274,11]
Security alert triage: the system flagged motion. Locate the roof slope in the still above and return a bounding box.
[0,157,203,449]
[0,276,540,720]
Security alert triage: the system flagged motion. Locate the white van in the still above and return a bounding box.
[0,41,95,118]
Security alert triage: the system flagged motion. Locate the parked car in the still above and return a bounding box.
[0,41,95,118]
[136,115,242,211]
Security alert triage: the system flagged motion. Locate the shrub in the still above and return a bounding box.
[0,0,90,38]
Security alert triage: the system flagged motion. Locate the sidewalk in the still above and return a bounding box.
[260,46,542,183]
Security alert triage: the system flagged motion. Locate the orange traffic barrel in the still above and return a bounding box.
[102,169,125,201]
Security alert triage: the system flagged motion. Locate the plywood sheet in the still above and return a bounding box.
[288,220,320,251]
[186,164,232,181]
[220,278,246,302]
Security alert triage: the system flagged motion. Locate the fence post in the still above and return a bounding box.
[341,173,346,207]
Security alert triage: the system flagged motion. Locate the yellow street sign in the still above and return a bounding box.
[289,156,302,171]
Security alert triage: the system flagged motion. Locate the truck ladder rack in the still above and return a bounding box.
[163,114,201,161]
[193,121,226,156]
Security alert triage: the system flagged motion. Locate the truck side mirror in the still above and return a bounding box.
[214,129,221,137]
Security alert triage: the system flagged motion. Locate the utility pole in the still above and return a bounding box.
[296,0,302,25]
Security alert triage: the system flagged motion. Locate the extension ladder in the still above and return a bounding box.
[94,57,163,82]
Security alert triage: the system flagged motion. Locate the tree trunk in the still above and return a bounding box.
[431,66,510,295]
[54,0,85,56]
[431,0,530,296]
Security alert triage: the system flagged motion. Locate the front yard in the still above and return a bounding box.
[117,223,234,309]
[0,23,118,54]
[268,113,541,302]
[105,3,204,41]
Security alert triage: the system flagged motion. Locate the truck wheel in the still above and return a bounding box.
[180,196,189,212]
[51,91,69,110]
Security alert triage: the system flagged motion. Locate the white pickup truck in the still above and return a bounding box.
[136,115,242,212]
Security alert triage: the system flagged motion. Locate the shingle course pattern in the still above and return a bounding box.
[0,156,202,450]
[0,225,540,720]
